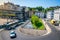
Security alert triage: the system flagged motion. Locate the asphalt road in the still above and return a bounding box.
[0,20,60,40]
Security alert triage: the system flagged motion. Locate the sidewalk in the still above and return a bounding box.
[0,29,4,40]
[17,20,30,30]
[20,20,30,28]
[18,19,51,36]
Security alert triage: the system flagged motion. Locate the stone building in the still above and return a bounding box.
[0,2,29,21]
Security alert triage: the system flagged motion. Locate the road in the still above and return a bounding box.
[0,20,60,40]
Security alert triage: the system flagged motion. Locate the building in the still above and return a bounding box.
[0,2,29,21]
[20,6,29,21]
[0,2,22,19]
[28,11,34,18]
[35,11,44,18]
[54,8,60,21]
[0,2,22,11]
[47,10,54,20]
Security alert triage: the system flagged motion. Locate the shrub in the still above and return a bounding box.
[35,20,42,29]
[31,15,44,30]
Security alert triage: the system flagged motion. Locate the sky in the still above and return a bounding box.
[0,0,60,8]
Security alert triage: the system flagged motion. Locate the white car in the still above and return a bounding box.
[10,31,16,38]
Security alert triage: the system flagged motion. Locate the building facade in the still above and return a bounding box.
[0,2,21,11]
[0,2,29,21]
[28,11,34,18]
[35,11,44,18]
[54,8,60,21]
[47,10,54,20]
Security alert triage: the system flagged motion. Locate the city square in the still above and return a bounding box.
[0,0,60,40]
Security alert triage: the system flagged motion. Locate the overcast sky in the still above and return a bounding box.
[0,0,60,8]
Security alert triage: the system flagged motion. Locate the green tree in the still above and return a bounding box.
[31,15,43,29]
[34,20,42,29]
[36,6,44,11]
[28,7,36,11]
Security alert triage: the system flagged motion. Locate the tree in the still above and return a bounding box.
[36,6,44,11]
[28,6,60,14]
[28,7,36,11]
[31,15,43,29]
[46,7,54,11]
[28,7,32,11]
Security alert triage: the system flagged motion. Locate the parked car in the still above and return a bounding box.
[11,25,16,29]
[0,25,3,29]
[4,23,12,30]
[54,21,59,26]
[5,26,12,30]
[10,31,16,38]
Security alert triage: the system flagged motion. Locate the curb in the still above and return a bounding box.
[19,28,46,36]
[18,19,52,37]
[0,29,4,40]
[41,19,52,36]
[18,20,30,28]
[0,29,4,32]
